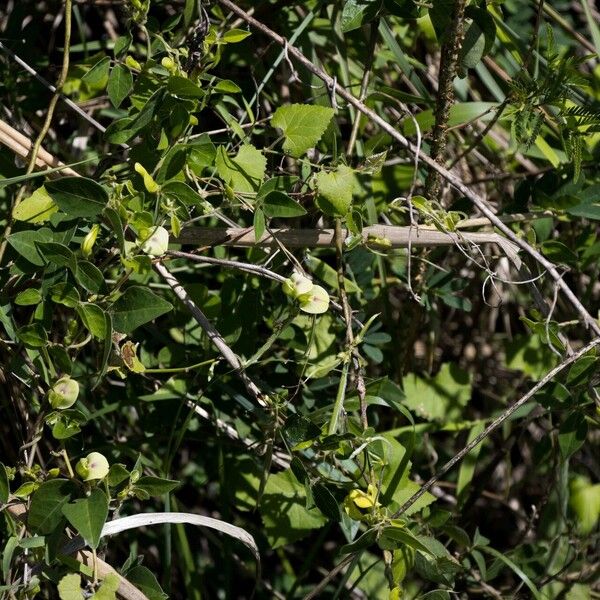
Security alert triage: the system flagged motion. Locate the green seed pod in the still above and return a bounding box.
[76,452,110,482]
[48,376,80,409]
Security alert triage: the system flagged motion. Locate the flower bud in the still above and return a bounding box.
[81,224,100,258]
[125,56,142,71]
[161,56,176,73]
[139,225,169,257]
[282,273,313,299]
[48,376,79,409]
[134,162,160,193]
[76,452,110,482]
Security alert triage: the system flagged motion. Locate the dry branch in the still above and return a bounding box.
[176,225,519,255]
[0,119,78,176]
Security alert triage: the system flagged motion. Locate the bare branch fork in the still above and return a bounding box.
[216,0,600,337]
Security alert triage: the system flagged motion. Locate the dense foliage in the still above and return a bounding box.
[1,0,599,598]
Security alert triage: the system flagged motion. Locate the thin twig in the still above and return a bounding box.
[0,41,107,134]
[216,0,600,336]
[391,336,600,518]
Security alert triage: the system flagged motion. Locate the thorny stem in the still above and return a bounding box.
[424,0,468,202]
[0,0,73,264]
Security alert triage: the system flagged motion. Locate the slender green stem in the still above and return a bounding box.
[144,359,217,374]
[328,360,350,435]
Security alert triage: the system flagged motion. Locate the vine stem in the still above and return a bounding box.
[216,0,600,336]
[392,335,600,518]
[0,0,73,264]
[334,219,368,430]
[327,360,350,436]
[424,0,468,201]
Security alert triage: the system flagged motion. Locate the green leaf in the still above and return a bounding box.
[167,75,204,99]
[306,255,360,293]
[566,355,598,386]
[126,566,168,600]
[214,79,241,94]
[36,241,78,272]
[569,476,600,535]
[479,546,543,600]
[75,260,105,294]
[77,303,108,338]
[379,526,438,555]
[260,470,327,548]
[45,177,108,219]
[50,282,81,307]
[284,414,321,448]
[558,412,587,459]
[188,134,217,172]
[113,34,132,58]
[253,208,265,242]
[215,144,266,193]
[82,56,111,89]
[133,476,179,496]
[62,488,109,549]
[262,191,306,218]
[16,323,48,348]
[28,479,73,535]
[456,421,485,505]
[91,573,120,600]
[14,288,42,306]
[12,187,58,223]
[403,363,472,423]
[107,464,129,487]
[2,536,19,579]
[104,207,125,252]
[57,573,84,600]
[222,28,252,43]
[0,463,9,504]
[95,311,113,387]
[342,0,380,32]
[162,181,204,206]
[459,7,496,73]
[314,165,356,217]
[312,483,341,521]
[402,102,497,136]
[272,104,335,157]
[107,64,133,108]
[111,286,173,333]
[7,227,54,266]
